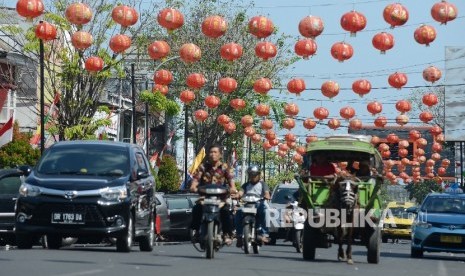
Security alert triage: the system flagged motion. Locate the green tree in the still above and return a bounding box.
[404,180,442,204]
[156,155,181,192]
[0,122,40,168]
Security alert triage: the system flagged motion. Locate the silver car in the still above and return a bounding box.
[268,183,300,245]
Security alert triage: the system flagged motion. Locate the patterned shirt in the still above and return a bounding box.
[194,161,234,187]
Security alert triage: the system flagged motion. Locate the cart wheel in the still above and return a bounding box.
[302,222,316,260]
[367,227,381,264]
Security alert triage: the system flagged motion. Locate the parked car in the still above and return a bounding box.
[15,141,156,252]
[411,192,465,258]
[268,183,300,245]
[0,168,24,245]
[155,192,170,238]
[164,193,199,240]
[382,201,416,243]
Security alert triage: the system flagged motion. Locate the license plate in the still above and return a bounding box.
[241,207,257,214]
[440,235,462,243]
[51,212,85,224]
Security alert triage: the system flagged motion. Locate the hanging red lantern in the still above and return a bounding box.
[111,5,138,27]
[340,10,367,36]
[251,134,262,144]
[409,130,422,141]
[244,127,256,137]
[285,132,296,142]
[306,135,318,144]
[65,3,92,26]
[327,118,341,130]
[255,104,270,117]
[220,42,243,61]
[303,118,317,130]
[218,77,237,94]
[157,8,184,31]
[186,73,206,90]
[395,100,412,114]
[437,167,447,176]
[16,0,44,20]
[179,43,201,63]
[278,143,289,152]
[382,151,391,159]
[109,34,131,54]
[374,116,387,128]
[396,114,409,126]
[261,119,273,130]
[417,138,428,148]
[419,111,434,123]
[383,3,409,28]
[287,79,306,95]
[205,95,220,109]
[296,146,306,156]
[255,41,277,61]
[349,119,363,130]
[427,159,436,167]
[284,103,299,117]
[435,134,445,144]
[179,90,195,104]
[265,130,277,141]
[194,109,208,122]
[432,142,443,153]
[153,69,173,85]
[422,93,439,107]
[202,15,227,38]
[230,98,246,110]
[398,140,410,149]
[441,159,451,167]
[298,15,324,38]
[371,136,380,145]
[339,106,356,120]
[85,56,104,73]
[401,158,410,166]
[224,122,236,134]
[248,16,274,39]
[148,41,170,60]
[253,78,272,95]
[367,101,383,116]
[241,115,253,127]
[294,39,318,59]
[430,125,443,136]
[313,107,329,121]
[388,72,408,89]
[282,118,296,130]
[152,84,169,96]
[423,66,442,83]
[263,141,273,150]
[431,153,441,161]
[386,133,399,144]
[414,25,437,47]
[431,1,458,24]
[372,32,395,54]
[293,153,303,164]
[330,42,354,62]
[35,21,57,41]
[321,80,340,99]
[352,79,371,97]
[398,148,409,158]
[71,31,93,51]
[378,143,390,152]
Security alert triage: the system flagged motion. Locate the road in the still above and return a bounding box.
[1,241,464,276]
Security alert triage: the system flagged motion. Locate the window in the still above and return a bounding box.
[0,175,22,194]
[135,152,148,172]
[167,198,190,210]
[271,188,299,204]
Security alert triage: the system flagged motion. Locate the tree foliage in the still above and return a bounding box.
[156,155,181,193]
[404,180,443,204]
[0,122,40,168]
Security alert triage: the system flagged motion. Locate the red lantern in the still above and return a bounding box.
[352,79,371,97]
[278,143,289,152]
[328,118,341,130]
[330,42,354,62]
[248,16,274,39]
[152,84,168,96]
[265,130,277,141]
[35,21,57,41]
[294,39,317,59]
[255,104,270,117]
[230,98,246,110]
[157,8,184,31]
[398,148,409,158]
[65,3,92,26]
[374,116,387,128]
[241,115,253,127]
[218,77,237,94]
[441,159,451,167]
[399,140,410,149]
[194,109,208,122]
[224,122,236,134]
[427,159,436,167]
[414,25,436,46]
[367,101,382,116]
[349,119,362,130]
[285,133,296,142]
[313,107,329,121]
[372,32,394,54]
[153,69,173,85]
[432,142,443,153]
[205,95,220,109]
[303,118,317,130]
[395,100,412,114]
[423,66,442,83]
[431,153,441,161]
[284,103,299,117]
[220,43,243,61]
[148,41,170,60]
[382,151,391,159]
[409,130,422,141]
[253,78,272,95]
[244,127,256,137]
[298,15,324,38]
[401,158,410,166]
[422,93,438,107]
[252,134,262,143]
[339,106,355,120]
[383,3,409,28]
[179,43,201,63]
[437,167,447,176]
[371,136,380,145]
[435,134,445,144]
[287,79,306,95]
[296,146,306,156]
[261,119,273,130]
[111,5,138,27]
[321,80,340,99]
[282,118,296,130]
[263,141,273,150]
[396,114,409,126]
[109,34,131,54]
[202,15,227,38]
[293,153,303,164]
[386,133,399,144]
[419,111,434,123]
[186,73,206,90]
[306,135,318,144]
[71,31,93,51]
[340,10,367,36]
[430,125,443,136]
[85,56,104,73]
[417,138,428,148]
[180,90,195,104]
[388,72,408,89]
[16,0,44,20]
[431,1,458,24]
[255,41,277,61]
[378,143,390,152]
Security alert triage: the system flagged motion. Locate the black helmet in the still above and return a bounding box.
[247,165,261,176]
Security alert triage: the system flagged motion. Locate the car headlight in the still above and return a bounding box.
[19,183,41,197]
[100,186,127,201]
[415,222,432,229]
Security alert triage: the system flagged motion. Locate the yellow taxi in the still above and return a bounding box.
[382,201,416,243]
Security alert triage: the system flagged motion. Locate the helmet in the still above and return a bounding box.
[247,165,261,176]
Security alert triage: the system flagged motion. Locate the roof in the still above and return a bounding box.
[306,135,379,156]
[427,192,465,198]
[49,140,140,150]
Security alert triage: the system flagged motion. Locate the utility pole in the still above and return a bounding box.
[131,63,136,144]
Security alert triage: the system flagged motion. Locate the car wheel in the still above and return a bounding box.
[16,233,33,249]
[411,247,423,258]
[139,214,155,252]
[116,214,133,253]
[382,236,388,243]
[47,235,62,249]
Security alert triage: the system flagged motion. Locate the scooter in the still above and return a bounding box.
[240,192,263,254]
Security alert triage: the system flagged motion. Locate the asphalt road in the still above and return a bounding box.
[1,240,464,276]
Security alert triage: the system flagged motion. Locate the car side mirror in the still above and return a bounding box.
[17,165,32,176]
[406,206,418,214]
[136,169,150,180]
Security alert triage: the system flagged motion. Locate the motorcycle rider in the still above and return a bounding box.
[189,145,237,246]
[235,165,271,248]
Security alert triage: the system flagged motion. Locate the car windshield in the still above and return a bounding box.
[388,207,411,219]
[37,146,129,176]
[167,198,190,209]
[421,197,465,214]
[271,188,299,204]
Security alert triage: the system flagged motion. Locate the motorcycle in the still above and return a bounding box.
[287,200,305,253]
[240,192,263,254]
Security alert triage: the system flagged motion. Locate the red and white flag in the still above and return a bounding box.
[231,148,238,167]
[0,116,13,148]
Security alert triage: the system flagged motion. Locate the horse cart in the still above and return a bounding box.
[295,135,385,264]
